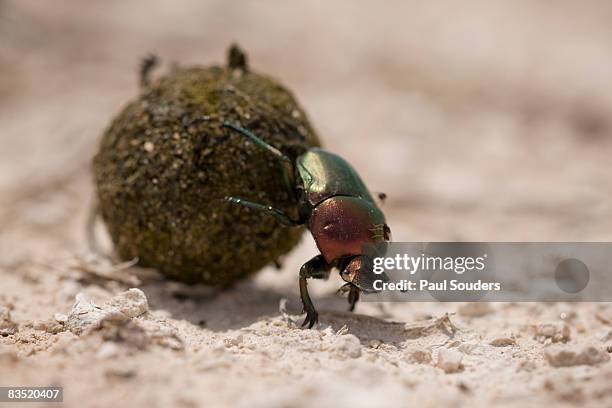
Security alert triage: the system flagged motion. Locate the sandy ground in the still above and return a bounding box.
[1,1,612,407]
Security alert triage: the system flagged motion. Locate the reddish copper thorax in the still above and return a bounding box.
[308,196,386,263]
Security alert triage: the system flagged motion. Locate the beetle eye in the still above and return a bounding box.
[383,224,392,241]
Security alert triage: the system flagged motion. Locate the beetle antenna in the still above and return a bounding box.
[374,192,387,205]
[223,122,295,190]
[224,196,302,227]
[223,122,292,165]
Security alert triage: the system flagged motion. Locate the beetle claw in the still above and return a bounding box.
[301,308,318,328]
[299,265,324,329]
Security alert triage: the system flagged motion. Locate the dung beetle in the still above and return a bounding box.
[223,123,391,328]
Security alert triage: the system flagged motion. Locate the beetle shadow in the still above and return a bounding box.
[141,277,408,344]
[140,279,286,331]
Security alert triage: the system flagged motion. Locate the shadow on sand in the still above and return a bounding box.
[140,277,408,344]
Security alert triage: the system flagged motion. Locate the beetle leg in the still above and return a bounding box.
[225,196,302,227]
[299,255,331,328]
[336,282,352,295]
[348,285,360,312]
[223,122,295,192]
[139,54,159,88]
[337,283,360,312]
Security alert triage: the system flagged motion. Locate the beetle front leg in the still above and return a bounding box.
[337,283,361,312]
[223,122,295,194]
[299,254,331,328]
[348,285,360,312]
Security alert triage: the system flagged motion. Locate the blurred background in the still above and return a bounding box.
[1,1,612,407]
[3,0,612,260]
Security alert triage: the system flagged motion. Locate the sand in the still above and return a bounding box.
[1,1,612,407]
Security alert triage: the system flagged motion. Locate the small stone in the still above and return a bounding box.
[329,334,362,359]
[532,323,570,343]
[65,293,128,335]
[33,318,64,334]
[403,347,432,364]
[143,141,155,152]
[559,311,577,322]
[490,337,516,347]
[436,349,463,373]
[458,303,492,317]
[107,288,149,318]
[546,345,611,367]
[367,339,382,349]
[223,334,244,348]
[97,342,120,359]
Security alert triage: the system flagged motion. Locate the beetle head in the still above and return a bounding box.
[340,255,389,293]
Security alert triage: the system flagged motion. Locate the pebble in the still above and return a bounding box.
[107,288,149,318]
[367,339,382,349]
[224,334,244,348]
[490,337,516,347]
[65,293,126,334]
[532,323,570,343]
[33,318,64,334]
[436,349,463,373]
[97,342,120,359]
[328,334,362,359]
[65,289,148,335]
[403,347,432,364]
[546,345,610,367]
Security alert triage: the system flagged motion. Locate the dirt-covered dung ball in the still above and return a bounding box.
[92,45,320,285]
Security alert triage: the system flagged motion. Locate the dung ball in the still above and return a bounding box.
[92,45,320,285]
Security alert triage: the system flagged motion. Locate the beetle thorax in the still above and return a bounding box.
[308,196,386,263]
